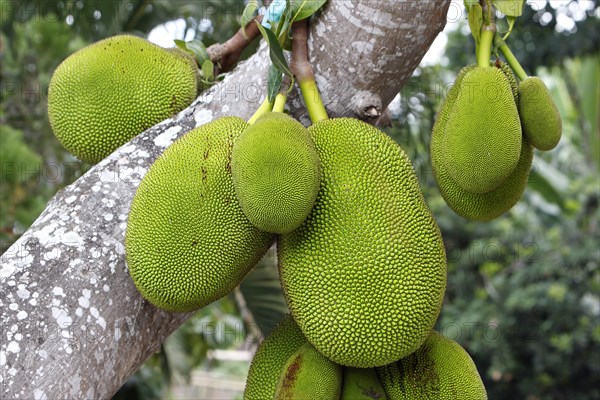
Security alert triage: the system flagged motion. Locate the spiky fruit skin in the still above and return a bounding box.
[443,67,522,194]
[496,60,519,103]
[278,118,447,368]
[431,66,533,221]
[48,35,198,164]
[232,112,321,234]
[125,117,274,312]
[376,331,487,400]
[245,315,341,400]
[519,76,562,151]
[275,343,342,400]
[341,367,388,400]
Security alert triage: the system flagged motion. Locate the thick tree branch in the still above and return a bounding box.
[0,2,450,398]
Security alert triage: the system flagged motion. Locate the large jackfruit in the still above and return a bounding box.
[376,331,487,400]
[518,76,562,151]
[431,66,533,221]
[442,67,522,194]
[245,314,342,400]
[48,35,198,164]
[232,112,321,234]
[279,118,447,368]
[125,117,274,312]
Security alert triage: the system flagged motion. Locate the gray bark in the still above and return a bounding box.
[0,1,450,398]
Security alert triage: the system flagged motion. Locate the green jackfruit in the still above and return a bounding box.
[442,67,522,194]
[245,315,341,400]
[48,35,198,164]
[341,367,388,400]
[125,117,273,312]
[376,331,487,400]
[232,112,321,234]
[279,118,447,368]
[496,60,519,103]
[431,67,533,221]
[275,343,342,399]
[519,76,562,151]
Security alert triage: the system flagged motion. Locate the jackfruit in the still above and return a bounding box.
[245,314,342,400]
[496,60,519,103]
[442,67,522,194]
[275,343,342,399]
[232,112,321,234]
[341,367,388,400]
[125,117,274,312]
[431,67,533,221]
[278,118,447,368]
[48,35,198,164]
[376,331,487,399]
[518,76,562,151]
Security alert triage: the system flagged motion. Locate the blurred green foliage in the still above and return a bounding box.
[1,1,598,399]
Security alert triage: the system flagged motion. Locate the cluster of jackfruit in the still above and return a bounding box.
[125,108,478,396]
[245,315,487,399]
[431,61,562,221]
[48,35,198,164]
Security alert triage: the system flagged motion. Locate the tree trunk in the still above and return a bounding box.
[0,1,449,398]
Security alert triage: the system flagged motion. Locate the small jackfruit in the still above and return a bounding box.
[442,67,522,194]
[231,112,321,234]
[341,367,388,400]
[431,67,533,221]
[518,76,562,151]
[125,117,274,312]
[48,35,198,164]
[245,315,342,400]
[376,331,487,399]
[279,118,447,368]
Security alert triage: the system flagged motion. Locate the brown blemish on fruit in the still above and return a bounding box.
[279,353,303,398]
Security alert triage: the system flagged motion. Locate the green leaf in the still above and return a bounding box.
[255,23,293,78]
[174,39,210,65]
[174,39,188,52]
[241,0,258,38]
[468,4,483,45]
[240,248,289,337]
[201,59,214,81]
[267,64,283,102]
[527,156,568,210]
[493,0,525,17]
[290,0,328,22]
[276,5,293,49]
[527,170,565,212]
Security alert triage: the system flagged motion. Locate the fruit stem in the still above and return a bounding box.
[291,19,328,123]
[273,92,287,113]
[477,28,495,68]
[248,97,274,124]
[497,39,529,81]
